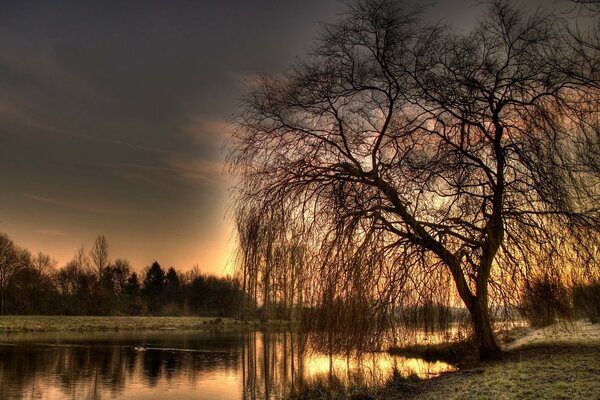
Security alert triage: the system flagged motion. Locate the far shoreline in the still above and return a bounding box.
[0,315,295,333]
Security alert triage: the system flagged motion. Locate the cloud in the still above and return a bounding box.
[180,114,231,144]
[0,97,31,124]
[0,29,108,103]
[0,30,170,157]
[165,156,226,183]
[101,157,228,186]
[35,229,67,237]
[23,193,137,216]
[89,137,171,155]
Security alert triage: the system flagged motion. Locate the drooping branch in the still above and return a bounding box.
[230,0,600,359]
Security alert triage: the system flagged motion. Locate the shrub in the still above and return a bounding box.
[573,279,600,323]
[520,274,572,327]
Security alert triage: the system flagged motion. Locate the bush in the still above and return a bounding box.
[397,301,455,333]
[388,340,475,364]
[573,279,600,323]
[520,274,572,327]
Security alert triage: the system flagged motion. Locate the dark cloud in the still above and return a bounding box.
[0,0,341,272]
[0,0,572,272]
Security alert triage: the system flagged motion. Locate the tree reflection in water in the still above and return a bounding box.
[0,330,455,399]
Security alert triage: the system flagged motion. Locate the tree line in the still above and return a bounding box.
[0,233,243,316]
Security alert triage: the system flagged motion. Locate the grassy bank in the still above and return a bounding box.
[388,344,600,399]
[0,315,292,332]
[384,321,600,400]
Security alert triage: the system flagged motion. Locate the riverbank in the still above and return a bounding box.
[0,315,292,332]
[382,320,600,400]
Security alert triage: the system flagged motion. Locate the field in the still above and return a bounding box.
[0,315,272,332]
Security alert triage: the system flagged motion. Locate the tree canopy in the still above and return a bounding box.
[230,0,600,359]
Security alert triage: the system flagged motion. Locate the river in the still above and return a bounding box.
[0,329,455,399]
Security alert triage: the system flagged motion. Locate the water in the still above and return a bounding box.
[0,329,455,400]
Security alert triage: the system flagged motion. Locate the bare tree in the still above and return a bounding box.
[0,233,30,315]
[230,0,600,359]
[111,259,132,296]
[31,252,57,277]
[90,235,109,279]
[30,252,58,297]
[74,246,90,271]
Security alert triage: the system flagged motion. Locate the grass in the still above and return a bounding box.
[0,315,293,332]
[390,343,600,400]
[382,320,600,400]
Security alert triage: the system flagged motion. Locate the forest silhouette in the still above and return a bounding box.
[0,233,242,317]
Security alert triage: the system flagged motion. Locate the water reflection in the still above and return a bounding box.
[0,330,455,400]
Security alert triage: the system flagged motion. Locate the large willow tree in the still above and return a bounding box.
[230,0,600,359]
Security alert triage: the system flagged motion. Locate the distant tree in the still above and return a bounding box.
[144,262,165,290]
[165,267,181,307]
[182,265,201,284]
[90,235,109,279]
[31,252,57,277]
[102,258,132,296]
[231,0,600,359]
[125,272,141,296]
[186,273,243,316]
[7,260,58,315]
[0,233,29,314]
[73,246,90,271]
[143,262,166,314]
[124,271,144,314]
[165,267,180,289]
[96,259,130,315]
[13,252,59,314]
[55,247,96,314]
[111,259,132,295]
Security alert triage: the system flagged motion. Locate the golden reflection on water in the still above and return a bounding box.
[0,330,456,400]
[240,331,456,399]
[304,352,454,383]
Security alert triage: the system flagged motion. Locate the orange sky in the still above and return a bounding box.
[3,190,237,275]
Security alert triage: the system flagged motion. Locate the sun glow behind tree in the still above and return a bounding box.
[230,0,600,359]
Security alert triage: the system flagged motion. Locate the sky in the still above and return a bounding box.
[0,0,575,275]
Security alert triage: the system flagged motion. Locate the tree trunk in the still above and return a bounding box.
[445,256,502,360]
[469,294,502,360]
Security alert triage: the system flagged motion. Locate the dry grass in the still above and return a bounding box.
[0,315,289,332]
[386,320,600,400]
[503,320,600,349]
